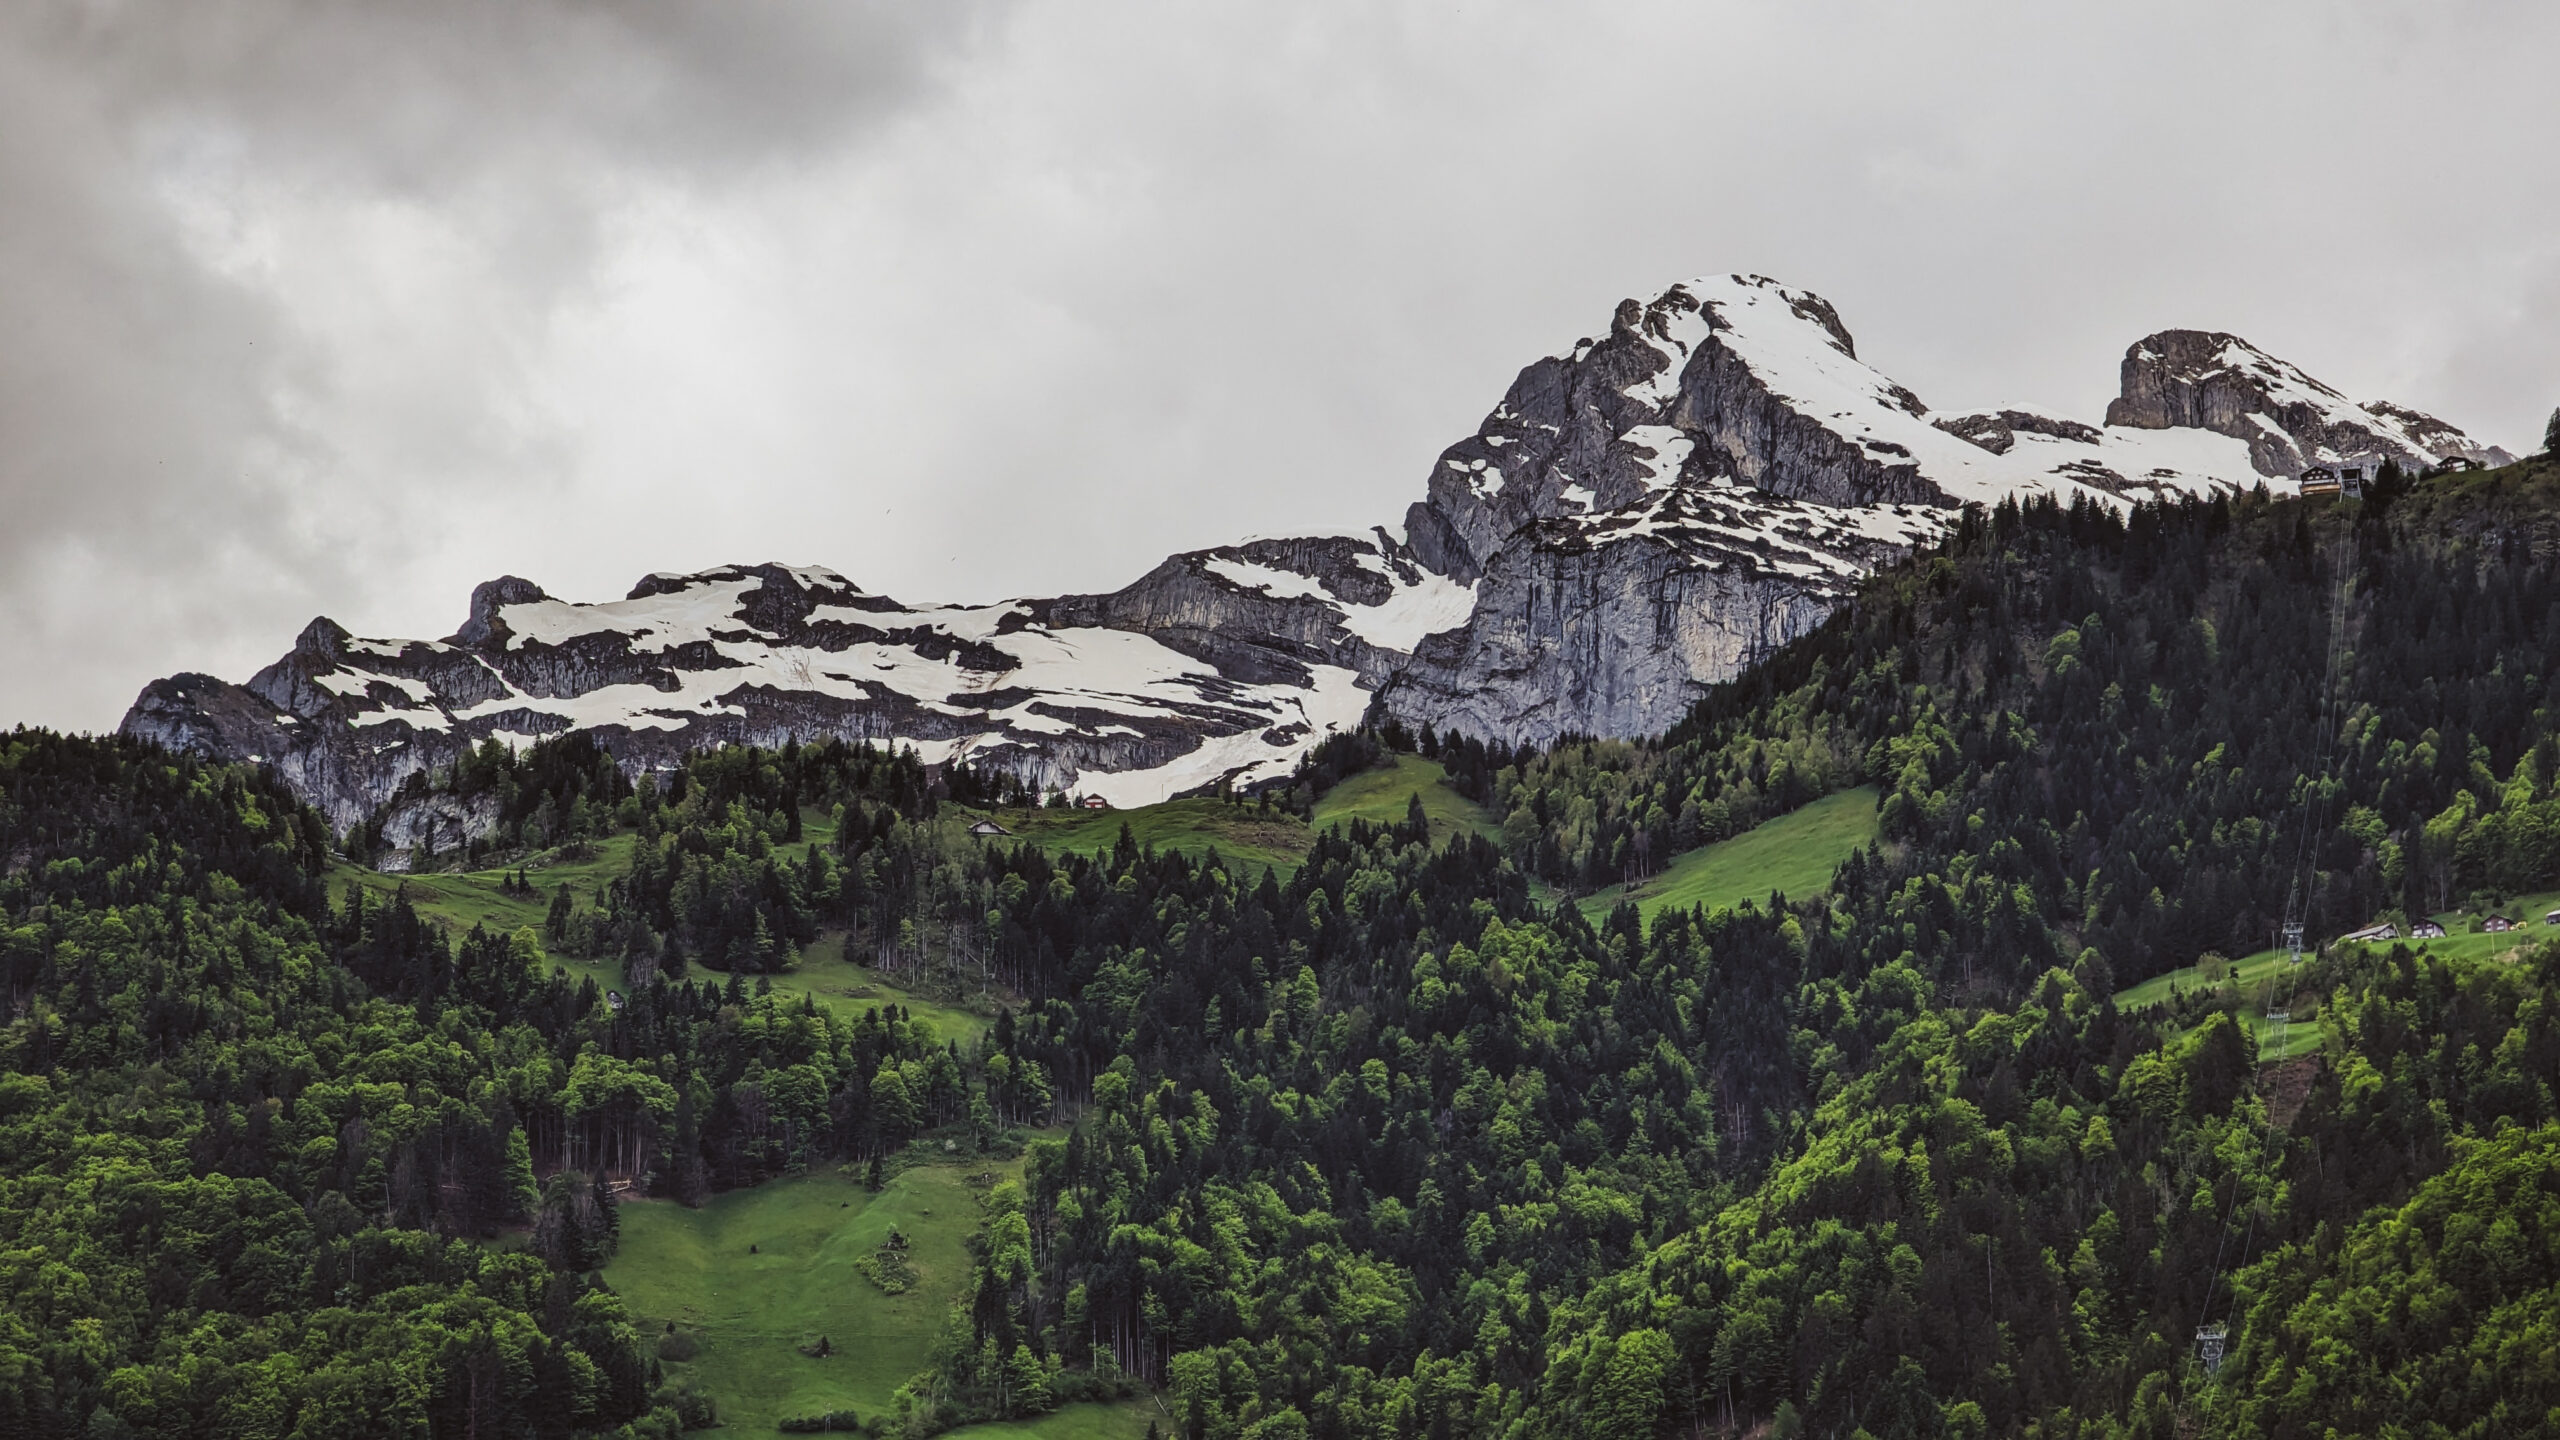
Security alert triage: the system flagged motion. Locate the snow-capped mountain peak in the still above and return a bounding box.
[126,273,2514,837]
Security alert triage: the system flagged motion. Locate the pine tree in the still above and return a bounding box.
[1006,1342,1052,1417]
[673,1090,711,1207]
[532,1173,586,1269]
[2545,405,2560,456]
[546,884,574,943]
[503,1127,539,1222]
[589,1171,622,1265]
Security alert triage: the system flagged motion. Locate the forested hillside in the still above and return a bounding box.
[7,460,2560,1438]
[1495,461,2560,975]
[0,734,1049,1437]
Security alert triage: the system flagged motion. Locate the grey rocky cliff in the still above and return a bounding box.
[1381,484,1919,742]
[1038,532,1426,689]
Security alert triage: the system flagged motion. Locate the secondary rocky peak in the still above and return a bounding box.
[455,576,547,649]
[293,616,352,662]
[2109,329,2331,435]
[2359,399,2506,465]
[2107,329,2511,476]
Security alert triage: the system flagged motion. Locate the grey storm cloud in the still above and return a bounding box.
[0,0,998,728]
[5,0,2559,732]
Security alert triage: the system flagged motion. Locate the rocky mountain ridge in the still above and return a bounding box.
[124,274,2511,839]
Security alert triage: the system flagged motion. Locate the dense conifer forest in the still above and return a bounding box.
[6,460,2560,1437]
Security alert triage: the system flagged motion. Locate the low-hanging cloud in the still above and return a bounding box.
[4,0,2558,732]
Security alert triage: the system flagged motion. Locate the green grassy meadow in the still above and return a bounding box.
[778,933,991,1044]
[989,797,1311,874]
[2113,946,2329,1062]
[606,1164,980,1431]
[983,754,1499,878]
[328,833,638,945]
[1576,786,1883,923]
[1309,754,1501,845]
[2114,887,2560,1063]
[606,1158,1158,1438]
[327,812,989,1039]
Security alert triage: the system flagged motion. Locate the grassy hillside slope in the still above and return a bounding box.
[1576,785,1881,922]
[992,797,1311,873]
[327,809,995,1039]
[988,754,1498,876]
[607,1154,1156,1438]
[608,1165,983,1429]
[1309,754,1501,844]
[2117,885,2560,1062]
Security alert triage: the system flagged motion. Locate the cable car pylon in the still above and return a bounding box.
[2192,508,2359,1381]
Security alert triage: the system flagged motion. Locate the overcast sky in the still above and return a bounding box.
[5,1,2557,732]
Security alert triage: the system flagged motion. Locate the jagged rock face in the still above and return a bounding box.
[125,274,2513,825]
[1930,408,2104,455]
[1382,482,1923,741]
[1039,531,1471,689]
[369,791,501,873]
[1404,278,1981,583]
[2106,330,2515,475]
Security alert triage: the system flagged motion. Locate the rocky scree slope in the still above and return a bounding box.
[124,274,2507,837]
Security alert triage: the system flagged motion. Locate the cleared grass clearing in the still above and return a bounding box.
[1577,786,1882,924]
[1310,754,1500,846]
[607,1163,991,1433]
[327,833,638,941]
[777,933,992,1045]
[328,816,984,1037]
[991,797,1311,875]
[990,754,1499,880]
[2119,888,2560,1064]
[2110,947,2328,1064]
